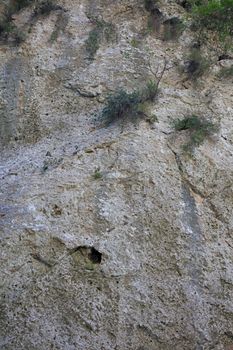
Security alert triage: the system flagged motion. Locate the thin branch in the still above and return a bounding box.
[148,57,168,90]
[155,58,168,90]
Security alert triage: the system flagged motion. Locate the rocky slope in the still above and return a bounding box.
[0,0,233,349]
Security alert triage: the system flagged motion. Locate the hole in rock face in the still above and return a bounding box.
[51,204,62,217]
[89,247,102,264]
[186,60,200,74]
[191,41,201,49]
[180,0,192,10]
[71,246,102,264]
[218,54,232,61]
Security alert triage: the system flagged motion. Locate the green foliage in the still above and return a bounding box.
[0,0,34,44]
[2,0,34,19]
[141,80,158,101]
[0,21,13,36]
[188,0,233,42]
[144,0,162,34]
[85,16,116,60]
[101,89,142,125]
[163,17,185,41]
[130,38,140,48]
[145,113,158,124]
[33,0,60,17]
[217,65,233,78]
[49,13,68,43]
[0,18,25,44]
[0,0,60,44]
[95,19,116,43]
[86,29,99,59]
[100,81,159,125]
[146,17,154,33]
[174,115,202,131]
[93,168,103,180]
[174,115,217,152]
[184,48,210,80]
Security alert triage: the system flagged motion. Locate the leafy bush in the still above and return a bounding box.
[100,81,159,125]
[174,115,217,152]
[101,89,142,125]
[184,48,210,80]
[188,0,233,42]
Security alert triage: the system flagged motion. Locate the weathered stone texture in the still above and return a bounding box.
[0,0,233,349]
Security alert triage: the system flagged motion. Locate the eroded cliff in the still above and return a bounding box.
[0,1,233,349]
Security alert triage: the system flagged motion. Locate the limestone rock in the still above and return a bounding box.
[0,1,233,349]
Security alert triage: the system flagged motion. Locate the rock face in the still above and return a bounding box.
[0,1,233,349]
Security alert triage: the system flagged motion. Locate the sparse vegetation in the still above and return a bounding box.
[188,0,233,44]
[33,0,61,18]
[49,12,68,43]
[100,60,167,125]
[85,15,116,60]
[7,0,34,14]
[130,38,140,48]
[141,80,158,101]
[184,48,210,80]
[217,65,233,78]
[0,0,60,44]
[174,115,218,152]
[0,0,33,45]
[101,89,142,125]
[86,29,100,59]
[163,17,185,41]
[93,168,103,180]
[100,81,159,125]
[144,0,162,33]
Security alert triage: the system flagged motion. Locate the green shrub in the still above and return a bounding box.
[0,0,34,44]
[163,17,185,41]
[0,0,59,44]
[141,80,158,101]
[174,115,217,152]
[93,169,103,180]
[33,0,60,17]
[85,16,116,60]
[100,81,159,125]
[184,48,210,80]
[85,29,100,59]
[188,0,233,42]
[130,38,140,48]
[0,19,25,44]
[101,89,142,125]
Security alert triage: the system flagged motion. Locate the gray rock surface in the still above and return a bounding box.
[0,0,233,349]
